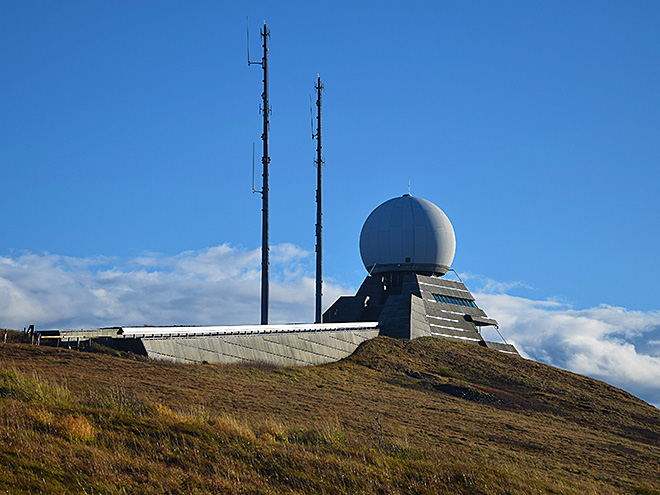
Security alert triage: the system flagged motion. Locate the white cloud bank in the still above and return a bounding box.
[0,244,353,330]
[2,249,660,406]
[471,280,660,407]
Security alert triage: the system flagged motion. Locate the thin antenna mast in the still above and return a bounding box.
[248,20,271,325]
[313,76,324,323]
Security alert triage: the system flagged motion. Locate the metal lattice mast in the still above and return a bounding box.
[314,76,324,323]
[249,22,271,325]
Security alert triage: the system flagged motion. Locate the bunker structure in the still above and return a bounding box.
[36,194,517,364]
[36,323,379,366]
[324,194,518,355]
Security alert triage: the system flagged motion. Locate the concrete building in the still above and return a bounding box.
[324,194,518,355]
[36,194,516,363]
[37,323,380,366]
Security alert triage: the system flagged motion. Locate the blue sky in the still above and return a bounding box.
[2,2,660,405]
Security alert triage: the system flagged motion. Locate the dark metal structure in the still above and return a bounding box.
[313,76,324,323]
[248,22,271,325]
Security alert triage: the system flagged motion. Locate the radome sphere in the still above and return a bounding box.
[359,194,456,276]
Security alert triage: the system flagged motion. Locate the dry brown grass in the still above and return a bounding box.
[0,336,659,494]
[57,414,96,442]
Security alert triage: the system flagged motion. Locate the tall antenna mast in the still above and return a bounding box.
[313,76,324,323]
[248,20,271,325]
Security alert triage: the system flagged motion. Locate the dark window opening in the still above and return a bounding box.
[432,293,478,308]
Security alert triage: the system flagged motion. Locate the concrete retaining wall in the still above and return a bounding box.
[141,327,380,365]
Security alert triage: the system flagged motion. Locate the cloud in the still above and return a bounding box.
[3,249,660,407]
[459,272,533,295]
[0,244,353,330]
[474,291,660,407]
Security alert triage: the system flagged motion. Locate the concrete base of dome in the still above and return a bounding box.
[323,272,519,355]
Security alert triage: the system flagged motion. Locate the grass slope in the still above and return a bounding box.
[1,334,659,494]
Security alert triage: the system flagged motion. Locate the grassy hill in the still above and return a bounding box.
[1,333,659,494]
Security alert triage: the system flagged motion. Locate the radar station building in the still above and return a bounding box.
[36,194,517,363]
[324,194,518,354]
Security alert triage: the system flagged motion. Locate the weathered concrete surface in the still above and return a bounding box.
[36,323,381,366]
[141,327,380,365]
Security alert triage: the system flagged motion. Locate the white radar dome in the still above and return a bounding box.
[359,194,456,276]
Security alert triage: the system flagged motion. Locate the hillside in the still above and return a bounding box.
[1,335,659,494]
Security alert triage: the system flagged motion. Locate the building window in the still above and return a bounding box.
[432,293,477,308]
